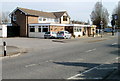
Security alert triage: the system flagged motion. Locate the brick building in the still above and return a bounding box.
[10,7,96,38]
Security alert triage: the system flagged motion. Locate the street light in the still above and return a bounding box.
[100,0,103,38]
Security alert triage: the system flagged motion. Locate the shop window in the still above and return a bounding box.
[63,16,67,21]
[30,26,35,32]
[38,26,41,32]
[74,28,77,32]
[79,29,82,32]
[42,26,48,32]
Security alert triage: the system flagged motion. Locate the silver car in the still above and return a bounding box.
[44,32,57,39]
[57,31,71,39]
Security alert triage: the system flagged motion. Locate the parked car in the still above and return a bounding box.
[44,32,57,39]
[57,31,71,39]
[104,28,112,32]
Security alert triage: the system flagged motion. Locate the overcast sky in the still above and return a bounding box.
[1,0,119,24]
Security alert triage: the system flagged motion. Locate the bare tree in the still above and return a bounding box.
[71,20,88,24]
[0,12,2,24]
[113,1,120,27]
[90,1,109,28]
[1,11,10,24]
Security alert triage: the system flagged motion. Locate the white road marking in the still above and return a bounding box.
[25,64,37,68]
[67,64,104,79]
[116,57,120,59]
[92,48,96,51]
[85,50,92,52]
[112,43,117,45]
[96,67,118,70]
[85,48,96,53]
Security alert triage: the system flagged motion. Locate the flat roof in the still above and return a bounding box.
[29,23,96,27]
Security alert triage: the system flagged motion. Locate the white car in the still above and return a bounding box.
[44,32,57,39]
[57,31,71,39]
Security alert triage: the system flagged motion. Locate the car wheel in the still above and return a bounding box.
[64,36,67,39]
[44,37,47,39]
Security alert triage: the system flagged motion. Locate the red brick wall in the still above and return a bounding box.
[28,16,38,24]
[11,10,27,37]
[11,10,39,37]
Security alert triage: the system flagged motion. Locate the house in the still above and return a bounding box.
[10,7,96,38]
[10,7,70,37]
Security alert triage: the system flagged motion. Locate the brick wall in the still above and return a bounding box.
[11,10,39,37]
[11,10,27,37]
[28,16,38,24]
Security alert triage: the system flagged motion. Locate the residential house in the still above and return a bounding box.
[10,7,70,37]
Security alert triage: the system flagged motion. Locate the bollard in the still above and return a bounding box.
[3,41,7,56]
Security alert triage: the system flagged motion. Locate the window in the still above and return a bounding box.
[42,26,48,32]
[55,19,58,22]
[63,16,67,21]
[13,15,16,21]
[79,29,82,32]
[38,26,41,32]
[39,18,42,21]
[30,26,35,32]
[43,18,46,21]
[74,27,77,32]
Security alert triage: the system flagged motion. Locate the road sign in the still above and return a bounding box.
[100,21,103,25]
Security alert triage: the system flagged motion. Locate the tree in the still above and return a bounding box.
[71,20,88,24]
[113,1,120,28]
[0,12,2,24]
[1,11,10,24]
[90,1,109,29]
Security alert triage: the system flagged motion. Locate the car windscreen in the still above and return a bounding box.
[52,32,56,34]
[45,32,50,34]
[57,32,64,34]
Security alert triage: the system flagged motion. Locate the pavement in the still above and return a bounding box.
[0,45,27,57]
[52,32,117,43]
[1,32,120,80]
[106,69,120,80]
[68,61,120,80]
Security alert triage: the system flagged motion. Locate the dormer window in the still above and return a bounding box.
[39,17,42,21]
[13,15,16,21]
[43,18,46,21]
[63,16,67,21]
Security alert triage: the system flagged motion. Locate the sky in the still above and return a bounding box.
[0,0,119,24]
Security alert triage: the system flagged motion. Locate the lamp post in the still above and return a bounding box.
[100,0,103,38]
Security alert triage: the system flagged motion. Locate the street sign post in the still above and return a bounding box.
[100,21,103,38]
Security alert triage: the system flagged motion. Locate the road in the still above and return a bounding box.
[2,35,119,79]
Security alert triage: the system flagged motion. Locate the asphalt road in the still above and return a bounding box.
[2,35,119,79]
